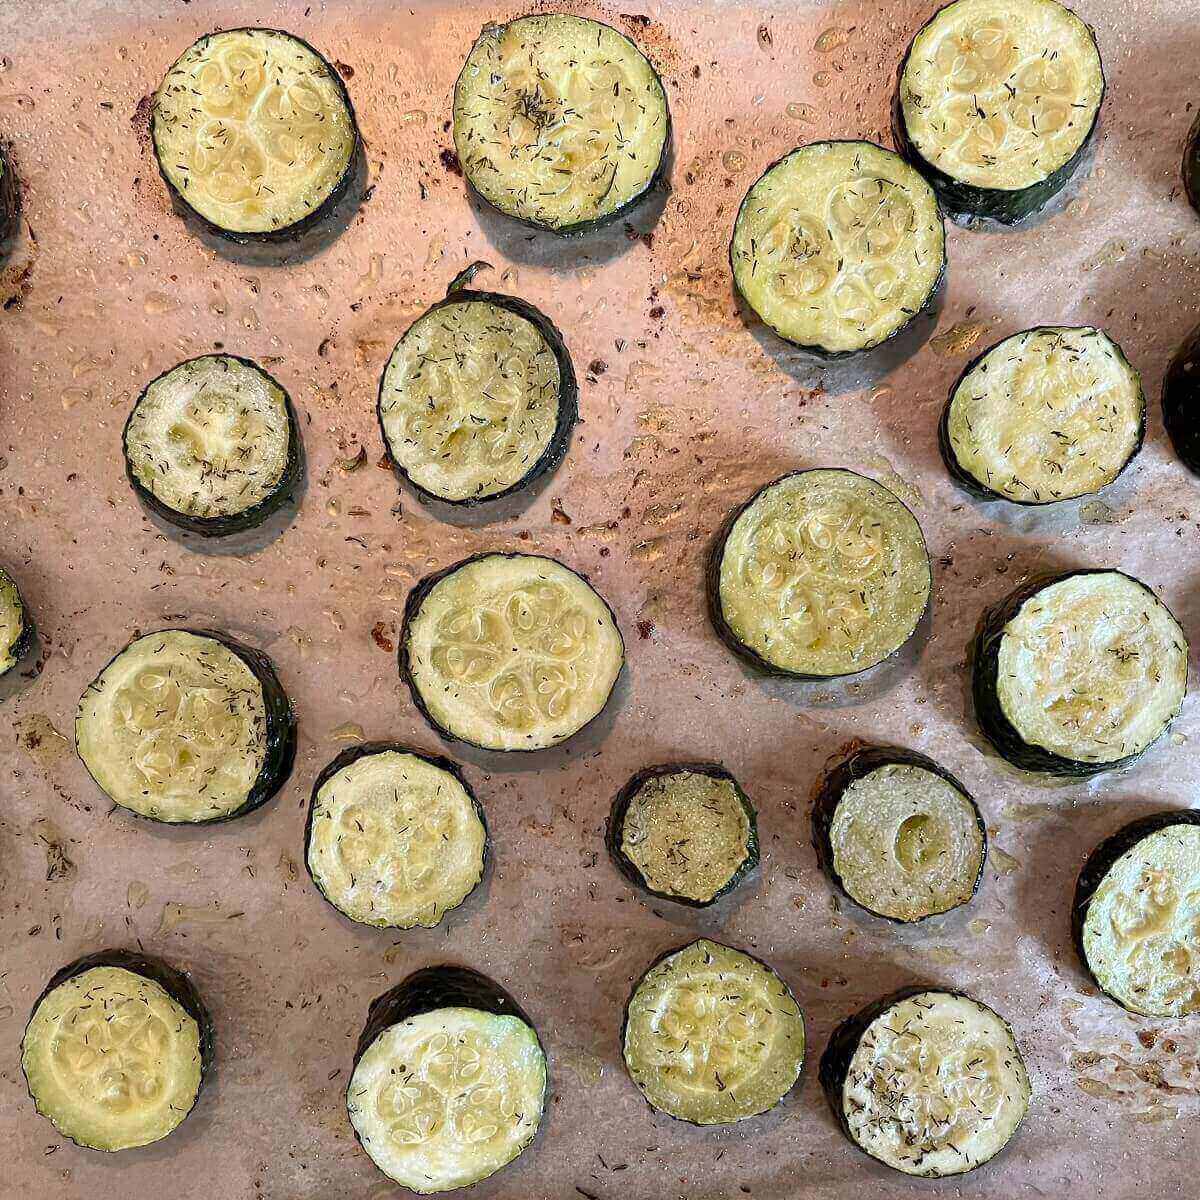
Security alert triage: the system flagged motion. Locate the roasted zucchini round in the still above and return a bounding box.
[0,564,32,677]
[973,570,1187,775]
[452,14,669,234]
[76,628,296,823]
[0,143,18,244]
[1163,325,1200,473]
[730,140,945,358]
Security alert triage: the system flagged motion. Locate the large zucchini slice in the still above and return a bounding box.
[124,354,302,535]
[821,988,1030,1177]
[813,746,986,923]
[305,743,487,929]
[895,0,1104,224]
[942,326,1144,504]
[606,763,759,907]
[348,966,546,1193]
[21,949,212,1152]
[973,570,1187,775]
[0,565,32,677]
[377,264,577,505]
[0,143,18,244]
[729,140,945,358]
[1163,325,1200,473]
[401,553,624,752]
[151,27,358,240]
[75,628,295,823]
[1074,811,1200,1017]
[711,469,931,678]
[452,14,669,234]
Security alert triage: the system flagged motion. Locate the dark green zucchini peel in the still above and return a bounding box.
[1163,325,1200,472]
[1186,114,1200,216]
[0,143,19,244]
[0,565,33,677]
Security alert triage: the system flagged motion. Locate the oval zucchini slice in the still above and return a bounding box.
[305,743,487,929]
[349,966,546,1193]
[973,570,1187,775]
[0,142,18,243]
[606,763,759,907]
[821,988,1031,1177]
[1163,325,1200,473]
[895,0,1104,223]
[401,553,624,752]
[21,950,212,1152]
[124,354,302,535]
[152,27,358,240]
[0,564,32,677]
[730,140,945,357]
[452,14,669,234]
[76,628,296,823]
[711,469,931,678]
[1075,811,1200,1017]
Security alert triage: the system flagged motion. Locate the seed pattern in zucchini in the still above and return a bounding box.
[452,14,669,233]
[1162,325,1200,473]
[730,141,945,357]
[0,565,31,677]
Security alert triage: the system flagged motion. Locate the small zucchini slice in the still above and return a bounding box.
[973,570,1187,775]
[1163,325,1200,473]
[76,628,296,823]
[821,988,1031,1177]
[152,27,358,240]
[452,14,670,234]
[305,742,487,929]
[1074,811,1200,1017]
[0,143,18,243]
[814,746,986,923]
[124,354,303,535]
[0,565,32,677]
[401,553,624,752]
[21,949,213,1152]
[622,938,805,1125]
[606,763,759,907]
[730,140,945,358]
[378,264,577,504]
[942,326,1144,503]
[895,0,1105,224]
[710,468,931,679]
[348,965,546,1193]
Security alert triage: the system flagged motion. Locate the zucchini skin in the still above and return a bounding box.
[1185,113,1200,217]
[123,355,304,537]
[605,762,759,908]
[1163,326,1200,473]
[0,142,19,245]
[812,745,986,923]
[0,566,34,679]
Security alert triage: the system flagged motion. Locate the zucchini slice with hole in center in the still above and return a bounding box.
[973,570,1187,775]
[348,966,546,1194]
[124,354,302,535]
[730,140,945,358]
[622,938,805,1125]
[401,553,624,752]
[0,143,18,243]
[21,949,212,1152]
[711,468,931,678]
[821,988,1030,1177]
[75,628,295,823]
[895,0,1104,224]
[152,27,358,240]
[0,565,32,677]
[305,743,487,929]
[942,326,1144,503]
[1163,325,1200,473]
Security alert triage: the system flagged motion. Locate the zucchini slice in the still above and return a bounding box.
[606,763,759,907]
[895,0,1104,224]
[1163,325,1200,473]
[814,746,986,923]
[974,570,1187,775]
[729,140,945,358]
[1074,811,1200,1017]
[0,565,32,677]
[75,628,295,823]
[452,15,669,235]
[378,265,577,504]
[821,988,1030,1177]
[21,949,212,1152]
[151,27,358,240]
[305,743,487,929]
[0,143,18,244]
[401,553,624,752]
[622,938,805,1125]
[711,469,931,678]
[942,326,1144,504]
[348,966,546,1194]
[124,354,302,535]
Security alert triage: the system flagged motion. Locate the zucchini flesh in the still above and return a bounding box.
[944,327,1143,503]
[0,565,29,676]
[730,141,944,356]
[452,14,669,233]
[402,553,624,752]
[1163,326,1200,473]
[622,939,805,1125]
[152,27,357,237]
